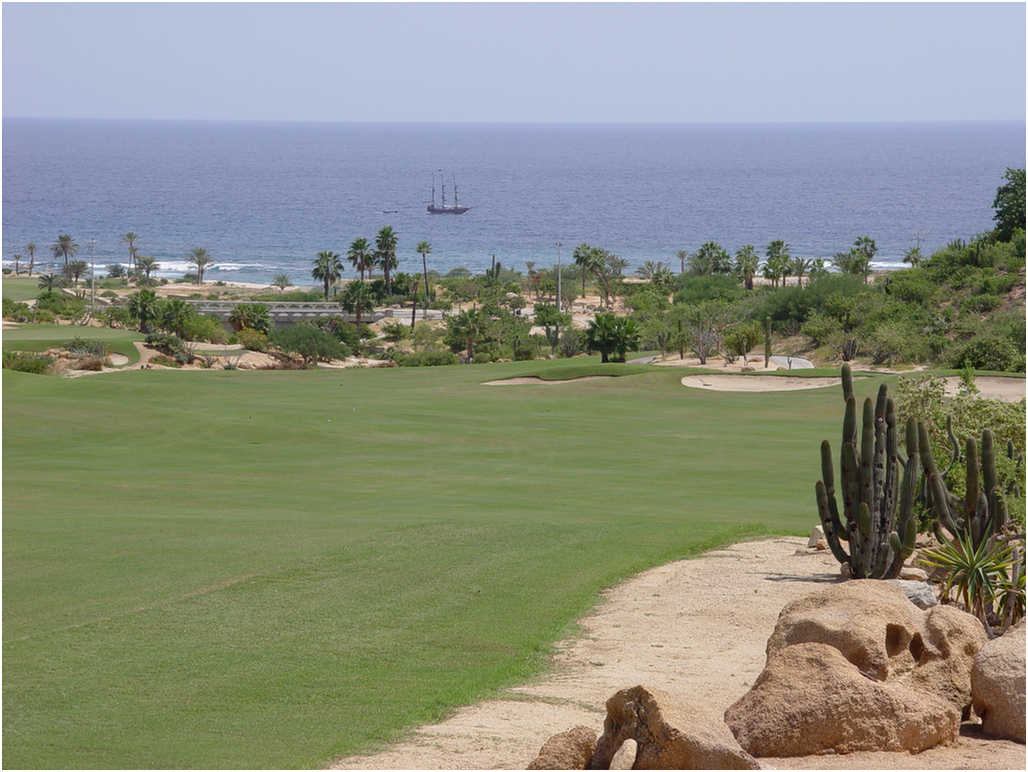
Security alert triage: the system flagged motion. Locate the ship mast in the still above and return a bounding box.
[453,174,459,208]
[430,173,436,207]
[440,171,447,208]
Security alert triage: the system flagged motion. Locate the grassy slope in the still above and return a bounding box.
[3,360,890,768]
[1,277,41,302]
[3,324,143,364]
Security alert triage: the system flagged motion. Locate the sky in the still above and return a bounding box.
[2,2,1025,123]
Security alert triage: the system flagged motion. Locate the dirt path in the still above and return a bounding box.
[332,538,1024,770]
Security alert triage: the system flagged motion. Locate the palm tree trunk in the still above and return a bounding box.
[422,254,430,316]
[410,291,417,330]
[324,277,330,299]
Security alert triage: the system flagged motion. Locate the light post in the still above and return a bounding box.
[555,241,562,314]
[89,238,96,309]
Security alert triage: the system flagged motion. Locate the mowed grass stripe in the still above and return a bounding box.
[2,361,884,768]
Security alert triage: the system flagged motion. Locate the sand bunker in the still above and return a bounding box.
[681,374,840,392]
[107,353,129,366]
[332,537,1023,770]
[944,376,1025,403]
[483,376,619,386]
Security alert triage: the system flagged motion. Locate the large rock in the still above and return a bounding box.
[724,642,960,756]
[887,579,937,609]
[765,580,983,716]
[766,580,924,681]
[588,685,758,770]
[528,725,597,770]
[972,620,1026,742]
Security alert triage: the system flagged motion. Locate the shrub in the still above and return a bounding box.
[237,328,270,352]
[32,309,56,324]
[392,348,458,367]
[309,315,362,347]
[150,353,183,368]
[3,298,31,321]
[381,321,410,342]
[98,306,131,328]
[3,352,53,374]
[412,321,444,349]
[36,293,85,318]
[271,323,348,366]
[75,356,104,371]
[228,303,271,333]
[180,313,228,344]
[100,290,118,299]
[960,294,1004,314]
[801,311,841,346]
[145,332,192,364]
[950,336,1022,372]
[65,338,108,357]
[673,274,744,305]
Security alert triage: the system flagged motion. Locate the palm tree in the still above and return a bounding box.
[340,280,374,324]
[903,246,924,267]
[122,233,140,275]
[573,243,603,297]
[188,247,214,285]
[52,234,78,276]
[636,260,670,280]
[12,254,21,275]
[37,273,59,296]
[765,240,791,288]
[346,238,373,281]
[790,257,813,288]
[26,242,36,276]
[450,309,483,361]
[734,245,760,290]
[272,273,291,292]
[312,251,343,299]
[375,226,398,293]
[416,240,432,316]
[136,256,160,279]
[676,250,689,275]
[68,260,89,284]
[127,289,159,332]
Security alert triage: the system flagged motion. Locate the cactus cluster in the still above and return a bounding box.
[815,365,920,579]
[920,425,1009,546]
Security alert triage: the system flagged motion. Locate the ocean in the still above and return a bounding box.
[2,119,1024,285]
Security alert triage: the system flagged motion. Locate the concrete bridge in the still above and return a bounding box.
[183,300,388,325]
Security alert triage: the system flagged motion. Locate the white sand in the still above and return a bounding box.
[943,376,1025,403]
[681,374,840,392]
[482,376,619,386]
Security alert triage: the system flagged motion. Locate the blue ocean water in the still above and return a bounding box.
[2,119,1024,285]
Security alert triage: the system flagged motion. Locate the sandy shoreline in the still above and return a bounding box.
[332,537,1025,770]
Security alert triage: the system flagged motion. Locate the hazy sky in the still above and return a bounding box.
[3,2,1025,123]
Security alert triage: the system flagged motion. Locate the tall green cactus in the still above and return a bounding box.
[920,425,1009,547]
[815,365,920,579]
[763,316,771,368]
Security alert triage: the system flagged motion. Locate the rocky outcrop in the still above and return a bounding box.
[972,620,1026,742]
[726,581,987,756]
[725,642,960,756]
[888,579,937,609]
[588,685,758,770]
[528,726,597,770]
[608,739,637,770]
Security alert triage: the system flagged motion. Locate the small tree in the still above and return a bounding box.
[127,289,159,333]
[340,280,374,325]
[188,247,214,285]
[534,303,569,354]
[312,251,343,299]
[228,303,271,333]
[586,314,640,363]
[992,167,1026,242]
[725,321,763,364]
[272,273,291,292]
[734,245,759,290]
[37,273,59,297]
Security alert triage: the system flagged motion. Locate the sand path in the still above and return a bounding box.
[482,376,619,386]
[332,537,1024,770]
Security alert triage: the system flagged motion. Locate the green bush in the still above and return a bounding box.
[145,332,191,363]
[801,311,841,346]
[392,349,458,367]
[228,303,270,333]
[960,294,1003,314]
[673,274,744,305]
[271,323,348,366]
[32,309,57,324]
[36,293,85,318]
[3,298,31,321]
[151,353,183,368]
[98,307,131,328]
[237,328,270,352]
[100,290,118,299]
[950,336,1022,372]
[381,322,410,342]
[3,352,53,374]
[181,313,228,344]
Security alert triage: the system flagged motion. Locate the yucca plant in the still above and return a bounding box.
[920,530,1018,629]
[995,546,1025,633]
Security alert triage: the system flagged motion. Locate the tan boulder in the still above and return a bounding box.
[724,642,960,756]
[608,738,637,770]
[588,685,758,770]
[972,620,1026,742]
[527,725,597,770]
[766,580,923,681]
[907,604,987,717]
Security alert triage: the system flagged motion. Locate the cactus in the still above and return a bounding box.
[1006,439,1023,498]
[815,365,920,579]
[920,425,1009,548]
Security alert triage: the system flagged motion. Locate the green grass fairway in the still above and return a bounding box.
[3,324,143,364]
[1,276,41,302]
[3,360,891,768]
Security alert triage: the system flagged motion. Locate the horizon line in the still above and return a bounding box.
[4,115,1026,127]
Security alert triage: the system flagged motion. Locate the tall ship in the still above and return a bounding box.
[428,172,471,214]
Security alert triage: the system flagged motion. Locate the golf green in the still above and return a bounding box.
[2,360,882,768]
